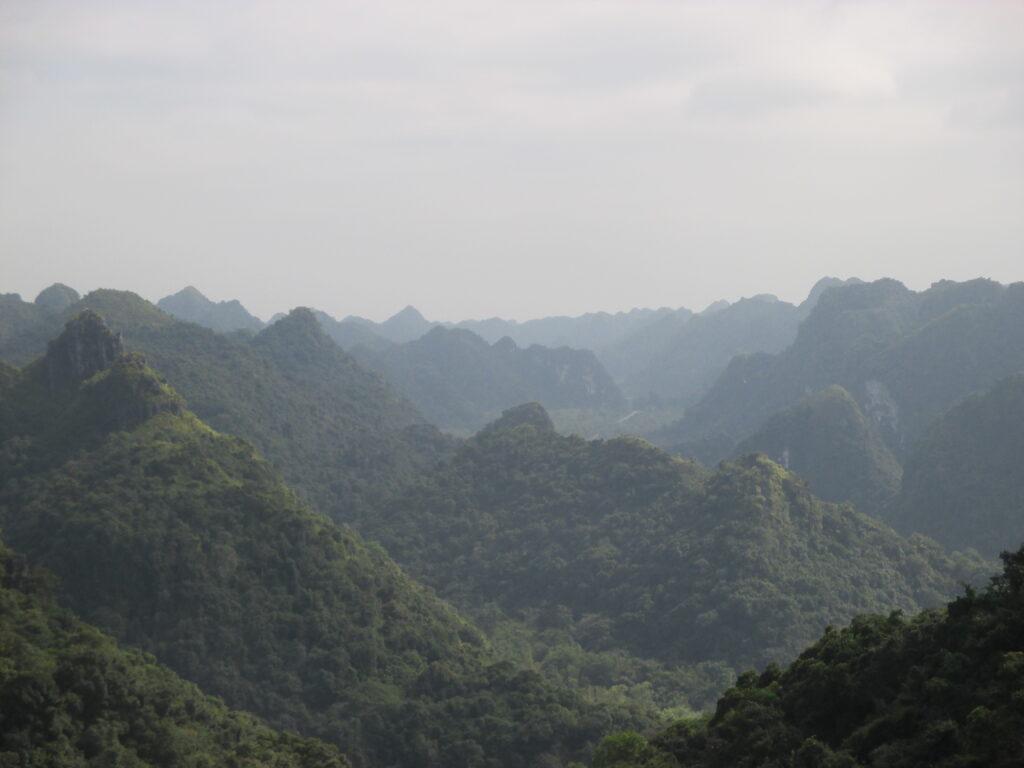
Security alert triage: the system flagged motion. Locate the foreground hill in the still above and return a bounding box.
[601,545,1023,768]
[369,404,984,672]
[894,372,1024,558]
[352,326,626,432]
[0,315,645,767]
[733,385,902,518]
[659,278,1024,461]
[0,542,348,768]
[0,290,448,520]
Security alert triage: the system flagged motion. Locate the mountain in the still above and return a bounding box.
[313,308,393,351]
[157,285,264,333]
[0,290,447,521]
[894,373,1024,558]
[0,541,348,768]
[351,326,627,432]
[455,306,680,352]
[658,278,1024,461]
[0,314,651,767]
[34,281,81,311]
[603,279,860,408]
[376,305,435,342]
[369,404,985,672]
[600,546,1023,768]
[732,385,902,518]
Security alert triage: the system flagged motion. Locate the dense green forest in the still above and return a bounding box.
[596,544,1024,768]
[0,541,349,768]
[733,385,901,518]
[894,372,1024,558]
[0,289,450,520]
[659,278,1024,461]
[369,404,985,674]
[0,313,654,767]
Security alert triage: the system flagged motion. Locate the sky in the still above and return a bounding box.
[1,1,1022,323]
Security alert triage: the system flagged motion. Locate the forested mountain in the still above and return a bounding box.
[313,308,393,351]
[894,372,1024,558]
[157,285,265,333]
[0,542,349,768]
[733,385,902,518]
[0,313,651,767]
[600,546,1024,768]
[657,278,1024,461]
[351,326,627,432]
[0,284,81,364]
[0,290,448,520]
[619,294,802,405]
[368,404,984,673]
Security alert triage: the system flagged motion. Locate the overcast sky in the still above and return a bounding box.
[2,1,1022,322]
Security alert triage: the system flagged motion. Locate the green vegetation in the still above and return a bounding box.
[156,285,265,333]
[733,385,902,518]
[895,372,1024,558]
[0,543,349,768]
[659,278,1024,462]
[0,314,654,767]
[0,290,450,521]
[371,404,985,677]
[595,545,1024,768]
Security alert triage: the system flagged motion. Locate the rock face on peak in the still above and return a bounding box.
[34,282,80,312]
[42,310,123,389]
[157,286,264,333]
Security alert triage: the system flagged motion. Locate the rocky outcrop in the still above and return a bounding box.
[43,310,123,390]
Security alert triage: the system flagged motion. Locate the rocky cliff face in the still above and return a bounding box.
[43,310,124,390]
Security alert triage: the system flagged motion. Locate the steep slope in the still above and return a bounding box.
[157,285,264,333]
[894,373,1024,558]
[0,542,348,768]
[602,546,1024,768]
[0,290,448,520]
[659,278,1024,460]
[372,405,984,672]
[352,326,626,432]
[0,315,649,768]
[733,385,902,518]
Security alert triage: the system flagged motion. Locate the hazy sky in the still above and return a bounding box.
[2,1,1022,322]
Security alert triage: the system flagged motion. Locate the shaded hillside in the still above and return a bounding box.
[352,326,626,432]
[0,290,448,520]
[157,285,264,333]
[0,542,348,768]
[601,546,1023,768]
[895,373,1024,558]
[658,278,1024,460]
[371,404,984,672]
[313,308,392,351]
[623,294,802,405]
[733,385,902,518]
[0,283,81,364]
[0,315,651,768]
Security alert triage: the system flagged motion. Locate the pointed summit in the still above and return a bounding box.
[157,286,263,333]
[378,305,434,342]
[42,310,123,389]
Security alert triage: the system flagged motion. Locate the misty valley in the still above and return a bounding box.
[1,276,1023,768]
